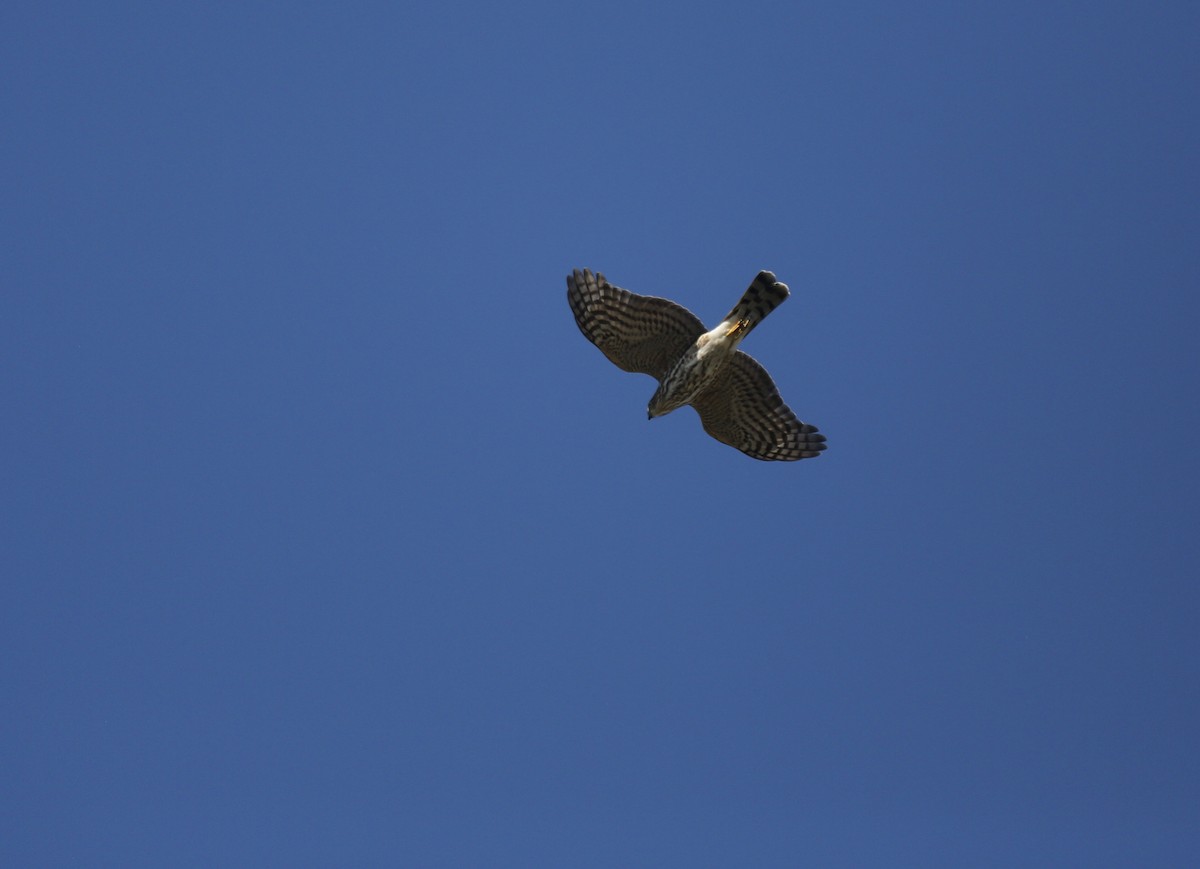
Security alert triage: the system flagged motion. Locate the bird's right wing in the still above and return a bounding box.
[690,351,826,461]
[567,269,705,381]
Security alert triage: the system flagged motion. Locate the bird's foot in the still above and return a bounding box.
[726,318,750,338]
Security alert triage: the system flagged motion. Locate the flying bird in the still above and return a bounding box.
[567,269,826,461]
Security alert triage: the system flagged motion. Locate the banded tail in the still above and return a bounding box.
[719,271,790,336]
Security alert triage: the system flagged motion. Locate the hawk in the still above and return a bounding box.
[567,268,826,461]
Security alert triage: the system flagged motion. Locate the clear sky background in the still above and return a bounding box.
[3,2,1198,866]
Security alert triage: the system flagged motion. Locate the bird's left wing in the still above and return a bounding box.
[567,269,705,381]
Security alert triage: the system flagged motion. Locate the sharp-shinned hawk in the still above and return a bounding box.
[566,268,826,462]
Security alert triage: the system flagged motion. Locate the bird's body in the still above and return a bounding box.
[648,272,790,418]
[567,269,826,461]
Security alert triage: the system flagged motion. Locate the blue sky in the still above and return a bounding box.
[3,1,1197,865]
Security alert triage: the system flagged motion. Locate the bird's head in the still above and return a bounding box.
[646,388,674,420]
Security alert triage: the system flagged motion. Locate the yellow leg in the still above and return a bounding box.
[726,318,750,337]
